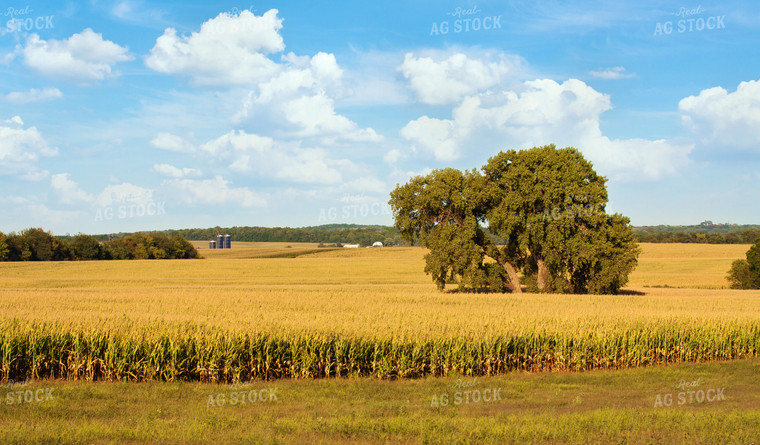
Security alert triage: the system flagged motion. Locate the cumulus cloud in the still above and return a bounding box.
[95,183,154,207]
[0,115,57,178]
[279,92,381,141]
[401,78,692,179]
[145,9,284,86]
[150,132,196,153]
[679,79,760,149]
[589,66,635,80]
[21,29,133,82]
[144,9,380,144]
[3,88,63,104]
[199,130,344,184]
[233,53,382,143]
[400,116,459,161]
[51,173,93,204]
[152,163,201,178]
[383,148,405,164]
[399,50,525,105]
[162,176,267,208]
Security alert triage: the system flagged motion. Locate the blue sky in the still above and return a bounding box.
[1,0,759,235]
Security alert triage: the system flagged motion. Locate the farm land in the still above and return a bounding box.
[0,242,759,443]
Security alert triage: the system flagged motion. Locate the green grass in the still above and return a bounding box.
[1,358,758,443]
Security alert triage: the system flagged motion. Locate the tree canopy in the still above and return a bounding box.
[0,229,199,262]
[727,238,760,289]
[389,145,640,294]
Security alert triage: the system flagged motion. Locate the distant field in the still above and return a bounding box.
[0,243,757,381]
[189,240,337,259]
[630,243,750,289]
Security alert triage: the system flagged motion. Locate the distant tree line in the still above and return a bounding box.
[0,228,199,261]
[633,227,760,244]
[133,224,403,247]
[34,223,759,254]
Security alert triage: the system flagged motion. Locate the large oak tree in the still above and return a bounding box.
[389,145,639,294]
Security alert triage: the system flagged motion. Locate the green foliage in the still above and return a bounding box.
[2,320,759,382]
[389,145,640,294]
[634,225,760,244]
[0,232,7,261]
[154,224,402,247]
[68,234,105,260]
[390,168,508,292]
[4,228,69,261]
[727,239,760,289]
[0,229,199,262]
[102,233,200,260]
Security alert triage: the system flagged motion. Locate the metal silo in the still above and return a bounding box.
[224,234,231,249]
[217,234,224,249]
[209,240,216,249]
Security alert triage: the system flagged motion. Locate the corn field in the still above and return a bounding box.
[1,320,759,382]
[1,244,759,383]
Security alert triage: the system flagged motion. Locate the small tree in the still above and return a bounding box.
[68,234,104,260]
[0,232,8,261]
[13,228,69,261]
[728,239,760,289]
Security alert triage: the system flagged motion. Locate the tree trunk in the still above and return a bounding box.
[536,258,550,292]
[503,261,522,293]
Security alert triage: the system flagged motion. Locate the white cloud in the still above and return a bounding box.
[162,176,267,208]
[200,130,273,158]
[383,148,404,164]
[152,163,202,178]
[150,132,195,153]
[233,53,382,143]
[401,78,692,179]
[273,148,343,184]
[280,92,382,141]
[0,115,58,178]
[679,79,760,149]
[21,29,133,82]
[589,66,635,80]
[51,173,93,204]
[400,116,459,161]
[199,130,344,184]
[144,10,381,144]
[340,176,387,194]
[399,50,525,105]
[95,183,154,207]
[145,9,284,86]
[3,88,63,104]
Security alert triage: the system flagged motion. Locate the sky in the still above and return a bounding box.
[1,0,759,235]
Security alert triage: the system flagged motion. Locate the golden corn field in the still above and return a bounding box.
[1,243,758,383]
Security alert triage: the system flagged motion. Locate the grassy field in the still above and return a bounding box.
[1,243,759,442]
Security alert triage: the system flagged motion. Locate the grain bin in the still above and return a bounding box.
[217,234,224,249]
[224,234,231,249]
[209,240,216,249]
